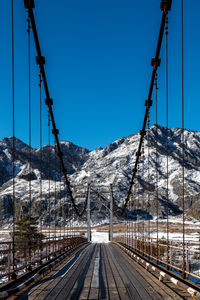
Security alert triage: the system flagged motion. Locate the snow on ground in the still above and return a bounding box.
[150,232,199,242]
[91,230,109,243]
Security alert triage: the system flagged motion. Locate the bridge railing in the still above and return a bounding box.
[113,233,200,284]
[0,234,87,285]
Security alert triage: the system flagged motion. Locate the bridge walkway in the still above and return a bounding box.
[12,243,189,300]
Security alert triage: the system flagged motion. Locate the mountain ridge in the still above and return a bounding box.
[0,125,200,225]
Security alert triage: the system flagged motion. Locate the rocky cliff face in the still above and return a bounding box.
[0,125,200,225]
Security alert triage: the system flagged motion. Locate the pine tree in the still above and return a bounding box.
[11,214,44,261]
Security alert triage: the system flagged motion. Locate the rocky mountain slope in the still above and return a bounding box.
[0,125,200,225]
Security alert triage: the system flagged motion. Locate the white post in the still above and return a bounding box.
[87,184,91,242]
[110,184,113,242]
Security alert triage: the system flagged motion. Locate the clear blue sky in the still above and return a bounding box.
[0,0,199,150]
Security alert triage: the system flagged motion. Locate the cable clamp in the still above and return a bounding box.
[24,0,35,9]
[52,129,59,135]
[145,99,152,108]
[36,56,45,66]
[140,130,146,136]
[151,58,161,68]
[62,167,66,173]
[160,0,172,12]
[45,98,53,106]
[58,151,63,157]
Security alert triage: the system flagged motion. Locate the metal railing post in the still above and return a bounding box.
[110,184,113,242]
[87,184,91,242]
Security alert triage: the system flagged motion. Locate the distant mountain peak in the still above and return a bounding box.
[0,126,200,224]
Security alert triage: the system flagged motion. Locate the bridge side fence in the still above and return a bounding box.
[113,223,200,285]
[0,233,87,284]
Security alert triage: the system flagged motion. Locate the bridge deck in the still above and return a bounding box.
[14,243,186,300]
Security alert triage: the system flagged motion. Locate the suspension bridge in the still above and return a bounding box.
[0,0,200,299]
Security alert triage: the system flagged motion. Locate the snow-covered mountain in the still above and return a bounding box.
[0,125,200,225]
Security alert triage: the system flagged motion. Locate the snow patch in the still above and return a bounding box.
[91,230,109,243]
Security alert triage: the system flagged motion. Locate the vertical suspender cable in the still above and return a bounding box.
[147,113,150,258]
[59,171,62,250]
[134,184,136,248]
[64,191,66,250]
[39,71,42,221]
[142,143,145,254]
[11,0,17,280]
[70,197,72,244]
[136,169,139,250]
[27,16,32,214]
[165,13,170,269]
[126,197,128,246]
[132,186,134,246]
[127,194,129,246]
[155,74,159,263]
[130,194,131,247]
[127,193,129,246]
[181,0,186,279]
[66,186,69,247]
[48,112,51,257]
[39,70,43,263]
[72,196,74,241]
[54,141,57,252]
[131,193,133,248]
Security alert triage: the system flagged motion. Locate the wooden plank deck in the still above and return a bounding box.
[13,243,191,300]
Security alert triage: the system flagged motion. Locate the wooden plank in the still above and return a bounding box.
[79,287,90,300]
[34,244,93,300]
[87,244,100,299]
[101,244,120,300]
[99,244,109,300]
[112,244,184,300]
[15,242,193,300]
[164,281,192,299]
[116,245,185,300]
[15,243,90,300]
[69,244,98,299]
[50,245,95,300]
[103,244,131,300]
[127,260,182,300]
[109,245,161,300]
[106,244,142,300]
[107,244,150,300]
[88,287,99,300]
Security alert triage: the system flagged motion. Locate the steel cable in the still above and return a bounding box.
[111,6,171,217]
[27,15,32,214]
[155,74,159,263]
[147,112,151,258]
[54,142,57,253]
[165,13,170,270]
[24,1,171,219]
[24,3,88,217]
[11,0,16,280]
[39,70,43,236]
[181,0,186,279]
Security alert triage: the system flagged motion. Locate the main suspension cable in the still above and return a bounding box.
[24,1,88,217]
[112,1,172,217]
